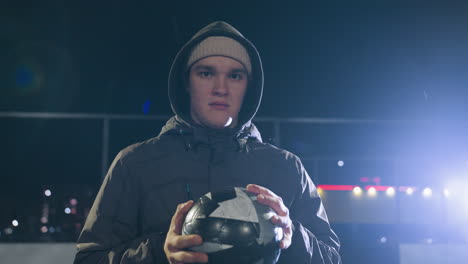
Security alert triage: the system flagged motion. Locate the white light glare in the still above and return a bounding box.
[406,188,414,195]
[44,189,52,197]
[443,188,450,198]
[368,187,377,197]
[422,188,432,198]
[386,187,396,197]
[337,160,344,167]
[64,208,71,214]
[12,220,19,227]
[380,236,387,244]
[352,186,363,196]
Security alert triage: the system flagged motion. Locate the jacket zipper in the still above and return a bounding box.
[207,147,214,192]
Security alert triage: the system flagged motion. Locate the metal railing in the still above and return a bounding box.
[1,111,408,179]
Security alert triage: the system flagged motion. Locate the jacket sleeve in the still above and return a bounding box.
[74,151,168,264]
[277,157,342,264]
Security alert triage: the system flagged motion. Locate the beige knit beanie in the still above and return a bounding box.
[187,36,251,74]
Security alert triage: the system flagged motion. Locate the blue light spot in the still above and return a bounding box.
[15,65,34,87]
[143,100,151,115]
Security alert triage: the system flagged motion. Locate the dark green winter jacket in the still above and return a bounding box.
[74,21,341,264]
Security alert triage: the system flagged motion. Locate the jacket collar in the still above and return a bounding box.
[159,116,262,151]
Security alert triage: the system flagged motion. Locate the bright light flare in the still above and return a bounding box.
[352,186,363,196]
[406,188,414,195]
[44,189,52,197]
[386,187,396,197]
[422,188,432,198]
[12,220,19,227]
[443,188,450,198]
[380,236,387,244]
[367,187,377,197]
[337,160,344,167]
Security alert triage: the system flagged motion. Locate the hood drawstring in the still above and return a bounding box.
[178,129,193,152]
[184,139,193,152]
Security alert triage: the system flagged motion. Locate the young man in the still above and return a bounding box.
[74,21,341,264]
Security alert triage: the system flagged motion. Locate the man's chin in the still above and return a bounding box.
[203,117,236,129]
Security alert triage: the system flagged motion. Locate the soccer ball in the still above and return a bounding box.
[182,187,283,264]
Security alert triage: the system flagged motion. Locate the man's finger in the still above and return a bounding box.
[170,250,208,263]
[257,195,289,216]
[270,215,292,229]
[172,201,194,234]
[279,234,292,249]
[169,201,194,235]
[279,221,293,249]
[246,184,278,199]
[169,234,203,250]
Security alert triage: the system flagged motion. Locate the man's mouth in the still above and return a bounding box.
[209,102,229,110]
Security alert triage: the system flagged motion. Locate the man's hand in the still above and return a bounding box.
[164,201,208,263]
[246,184,293,249]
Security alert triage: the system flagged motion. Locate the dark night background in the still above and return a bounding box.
[1,1,468,263]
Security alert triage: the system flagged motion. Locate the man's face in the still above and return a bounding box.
[188,56,248,129]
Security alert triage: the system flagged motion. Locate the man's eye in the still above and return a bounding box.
[198,71,212,78]
[230,73,243,80]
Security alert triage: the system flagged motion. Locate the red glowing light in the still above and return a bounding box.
[317,185,356,191]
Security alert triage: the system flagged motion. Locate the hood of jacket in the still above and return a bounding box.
[168,21,264,130]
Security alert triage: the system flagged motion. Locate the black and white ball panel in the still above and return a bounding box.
[182,187,282,264]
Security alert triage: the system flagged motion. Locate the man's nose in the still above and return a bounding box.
[212,76,228,96]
